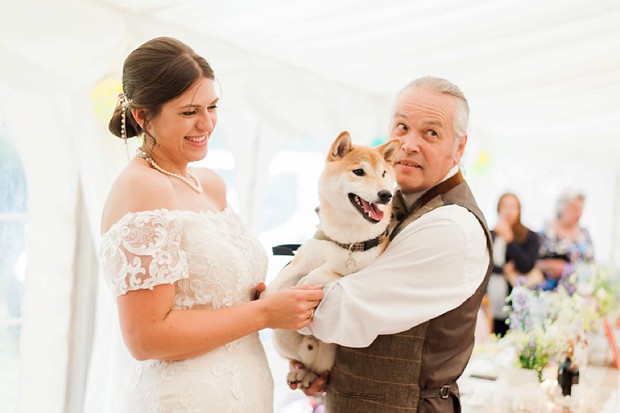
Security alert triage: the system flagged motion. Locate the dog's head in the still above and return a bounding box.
[318,131,400,231]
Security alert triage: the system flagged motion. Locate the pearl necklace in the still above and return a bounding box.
[136,149,203,194]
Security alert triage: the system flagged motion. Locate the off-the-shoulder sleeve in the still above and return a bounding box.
[100,210,189,297]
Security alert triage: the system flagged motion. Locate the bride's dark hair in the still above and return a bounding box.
[109,37,215,144]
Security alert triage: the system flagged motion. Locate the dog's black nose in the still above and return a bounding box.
[378,190,392,204]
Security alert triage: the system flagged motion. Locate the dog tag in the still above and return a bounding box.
[346,256,356,270]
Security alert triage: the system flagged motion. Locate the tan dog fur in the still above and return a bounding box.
[263,131,400,387]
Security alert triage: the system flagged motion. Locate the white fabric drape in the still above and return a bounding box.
[2,90,79,413]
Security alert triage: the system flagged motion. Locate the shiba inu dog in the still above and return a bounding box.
[263,131,400,388]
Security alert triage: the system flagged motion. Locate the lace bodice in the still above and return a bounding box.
[99,207,273,412]
[101,207,268,309]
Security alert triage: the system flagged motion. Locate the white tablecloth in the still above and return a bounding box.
[459,356,620,413]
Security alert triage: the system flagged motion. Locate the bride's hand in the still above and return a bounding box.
[259,285,323,330]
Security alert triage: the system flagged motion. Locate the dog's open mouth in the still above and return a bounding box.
[348,193,384,223]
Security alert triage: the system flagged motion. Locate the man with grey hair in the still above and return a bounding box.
[297,76,492,412]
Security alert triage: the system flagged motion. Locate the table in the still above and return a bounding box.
[459,355,620,412]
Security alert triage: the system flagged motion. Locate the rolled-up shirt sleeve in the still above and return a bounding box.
[299,204,489,348]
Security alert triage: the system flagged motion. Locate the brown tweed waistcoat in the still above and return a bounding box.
[325,173,492,413]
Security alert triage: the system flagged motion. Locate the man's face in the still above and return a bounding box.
[391,86,466,194]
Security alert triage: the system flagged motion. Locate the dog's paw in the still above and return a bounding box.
[296,274,315,287]
[287,367,309,386]
[301,371,319,388]
[299,269,341,286]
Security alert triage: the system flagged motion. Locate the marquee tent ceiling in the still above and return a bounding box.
[2,0,619,158]
[2,1,619,256]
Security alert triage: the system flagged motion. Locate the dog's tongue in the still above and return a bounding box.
[361,199,384,221]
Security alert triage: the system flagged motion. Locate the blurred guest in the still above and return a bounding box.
[487,192,539,336]
[537,190,594,291]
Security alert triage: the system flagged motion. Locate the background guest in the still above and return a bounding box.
[487,192,539,336]
[537,190,594,290]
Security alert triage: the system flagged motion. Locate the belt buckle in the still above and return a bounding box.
[439,385,451,399]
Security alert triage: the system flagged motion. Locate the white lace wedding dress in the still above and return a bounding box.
[100,207,274,413]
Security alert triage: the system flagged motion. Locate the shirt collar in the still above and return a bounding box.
[401,165,459,209]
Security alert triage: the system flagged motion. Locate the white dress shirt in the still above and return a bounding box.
[299,167,489,348]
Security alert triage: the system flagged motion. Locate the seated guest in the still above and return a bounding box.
[537,190,594,291]
[487,192,539,336]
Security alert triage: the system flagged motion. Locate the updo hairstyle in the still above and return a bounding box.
[108,37,215,144]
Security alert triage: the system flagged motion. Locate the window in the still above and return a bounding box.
[257,136,326,412]
[0,118,28,412]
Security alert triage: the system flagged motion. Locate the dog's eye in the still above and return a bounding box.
[352,169,365,176]
[382,171,386,178]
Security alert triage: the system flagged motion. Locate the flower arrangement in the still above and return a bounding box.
[499,264,618,381]
[502,287,561,381]
[576,264,618,318]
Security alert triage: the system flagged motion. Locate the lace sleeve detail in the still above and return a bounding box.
[100,210,189,297]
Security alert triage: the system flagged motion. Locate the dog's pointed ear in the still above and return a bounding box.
[377,138,401,164]
[327,131,353,161]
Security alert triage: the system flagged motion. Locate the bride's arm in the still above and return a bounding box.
[103,164,323,361]
[117,283,323,361]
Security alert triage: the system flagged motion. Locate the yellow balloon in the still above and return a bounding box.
[91,78,123,125]
[472,149,492,175]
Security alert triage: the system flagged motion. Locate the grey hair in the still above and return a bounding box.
[401,76,469,139]
[555,190,586,219]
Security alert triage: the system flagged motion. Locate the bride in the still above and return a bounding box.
[100,36,323,412]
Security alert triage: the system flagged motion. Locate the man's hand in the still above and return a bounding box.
[288,360,330,396]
